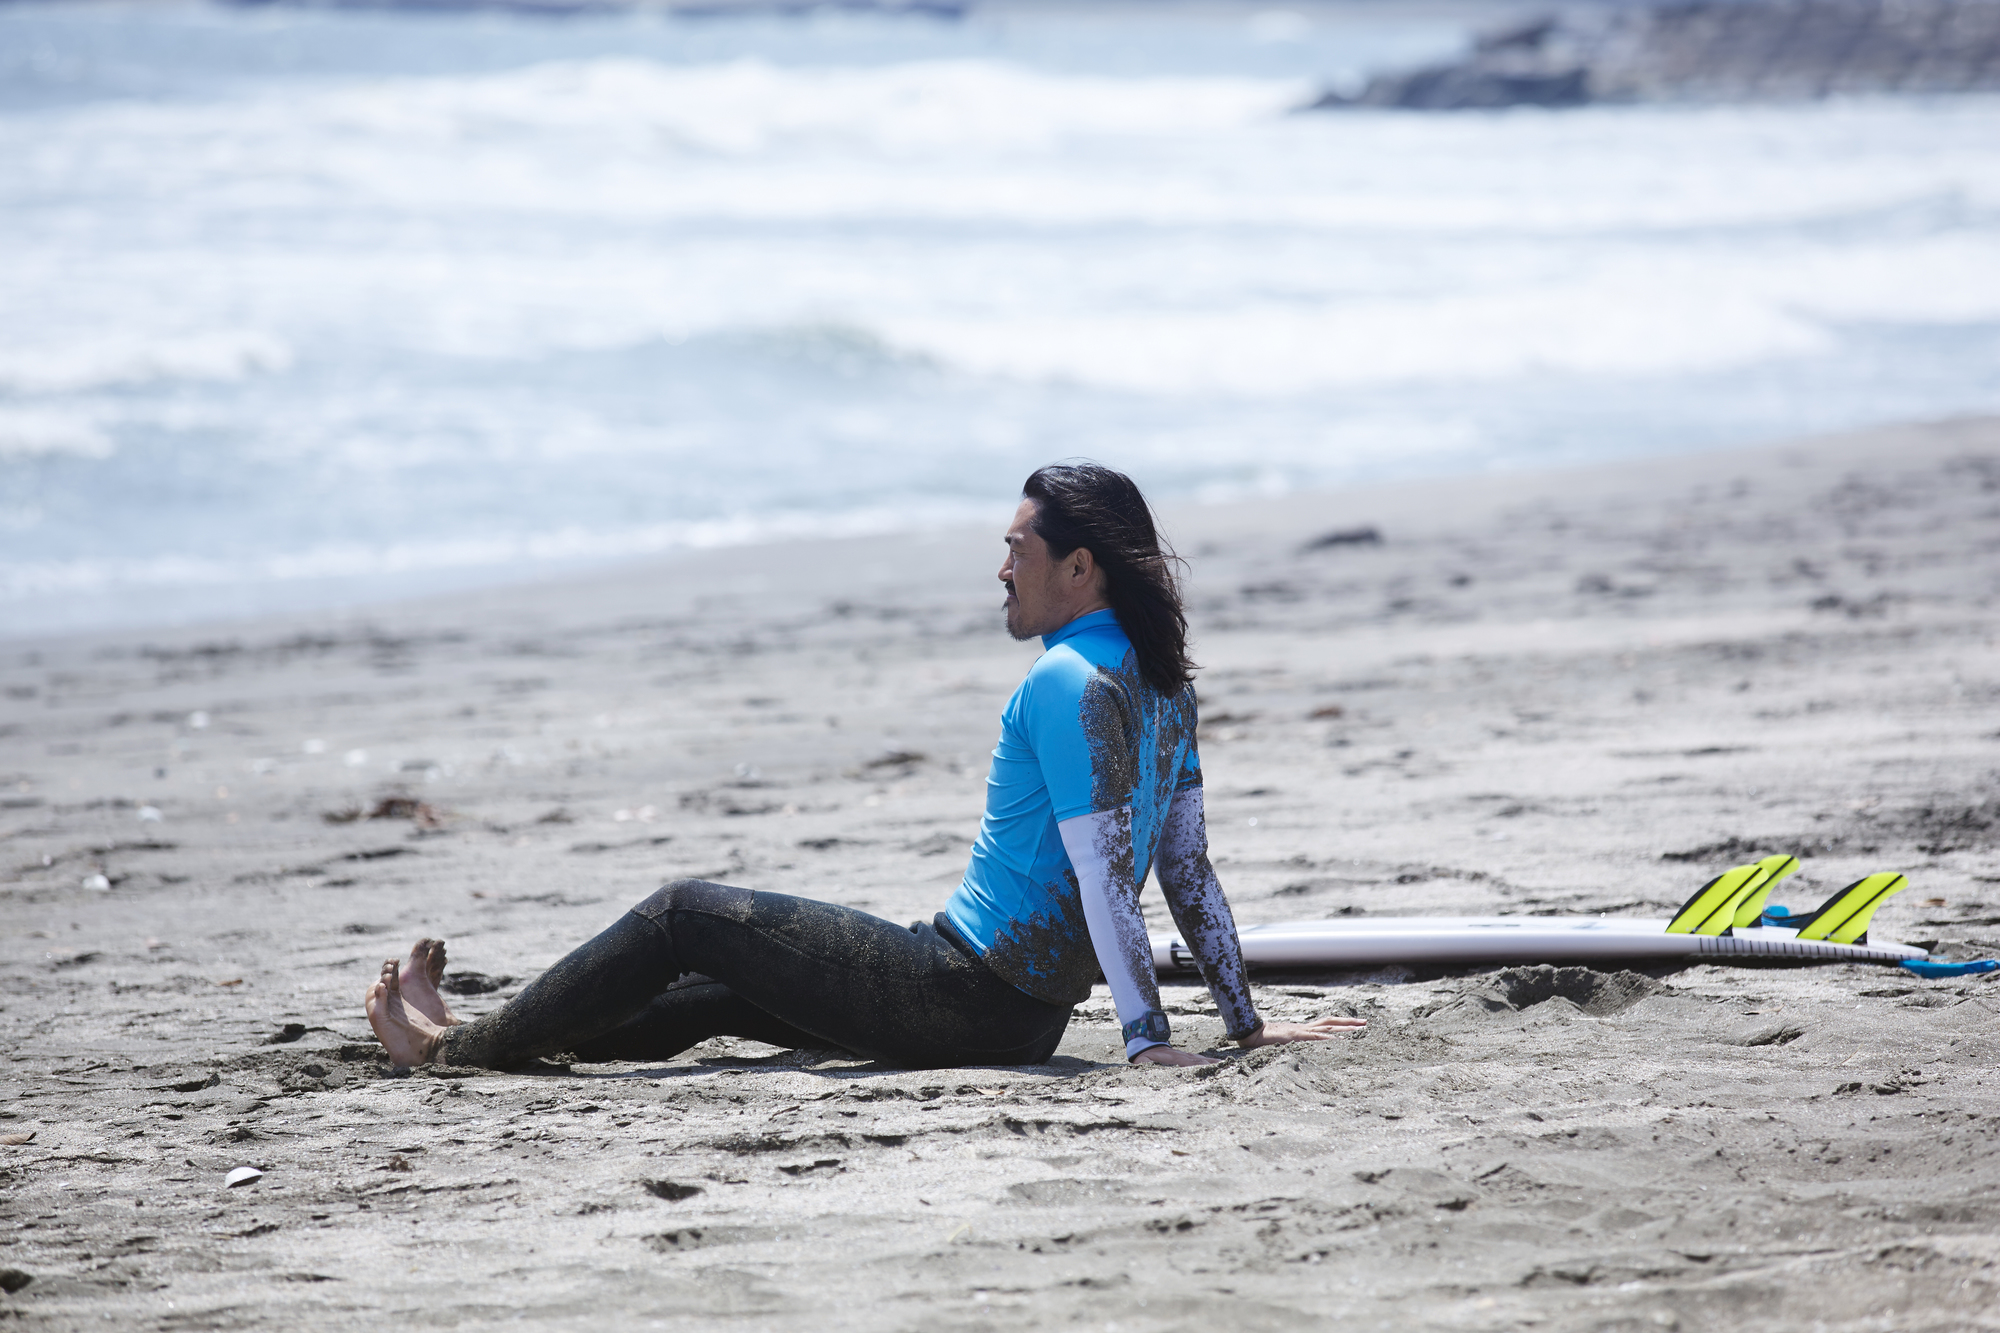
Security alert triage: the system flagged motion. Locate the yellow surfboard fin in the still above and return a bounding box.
[1731,854,1800,928]
[1793,872,1911,944]
[1665,861,1773,936]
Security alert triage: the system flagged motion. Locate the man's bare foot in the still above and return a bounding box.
[396,938,461,1027]
[365,959,446,1067]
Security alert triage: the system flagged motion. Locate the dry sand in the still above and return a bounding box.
[2,416,1998,1331]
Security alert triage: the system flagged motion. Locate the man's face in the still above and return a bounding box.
[1000,499,1071,641]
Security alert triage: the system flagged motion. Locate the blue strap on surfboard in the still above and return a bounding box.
[1899,959,2000,979]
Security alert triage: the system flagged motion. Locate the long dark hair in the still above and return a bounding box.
[1022,462,1195,695]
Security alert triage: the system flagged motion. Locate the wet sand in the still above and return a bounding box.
[2,416,1998,1330]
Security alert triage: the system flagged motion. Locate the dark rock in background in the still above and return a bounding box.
[1315,0,2000,110]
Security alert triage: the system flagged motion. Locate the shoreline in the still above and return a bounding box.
[12,410,1984,659]
[3,414,1997,1329]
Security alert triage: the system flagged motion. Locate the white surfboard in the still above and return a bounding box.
[1149,914,1929,972]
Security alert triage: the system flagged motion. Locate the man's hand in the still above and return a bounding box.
[1131,1015,1368,1065]
[1236,1015,1367,1048]
[1131,1044,1220,1067]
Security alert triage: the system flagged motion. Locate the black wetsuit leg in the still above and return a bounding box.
[566,975,820,1064]
[436,879,1071,1071]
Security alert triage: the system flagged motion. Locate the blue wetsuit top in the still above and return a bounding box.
[943,609,1202,1007]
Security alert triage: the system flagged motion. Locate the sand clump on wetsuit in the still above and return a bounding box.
[3,417,2000,1330]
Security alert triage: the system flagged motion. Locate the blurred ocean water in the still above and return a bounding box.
[3,2,1998,635]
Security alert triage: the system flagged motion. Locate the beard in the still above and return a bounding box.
[1003,586,1036,641]
[1004,598,1032,641]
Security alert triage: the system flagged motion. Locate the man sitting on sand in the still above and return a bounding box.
[365,463,1361,1069]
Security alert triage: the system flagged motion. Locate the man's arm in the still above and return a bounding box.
[1055,807,1176,1062]
[1152,787,1261,1041]
[1156,788,1368,1052]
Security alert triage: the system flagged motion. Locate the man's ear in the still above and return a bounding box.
[1069,547,1095,587]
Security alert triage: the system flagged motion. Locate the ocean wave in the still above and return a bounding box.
[0,407,112,460]
[0,331,293,395]
[16,68,1997,236]
[0,498,1004,601]
[300,57,1309,157]
[865,231,2000,393]
[878,292,1830,395]
[5,14,1998,641]
[26,55,1307,172]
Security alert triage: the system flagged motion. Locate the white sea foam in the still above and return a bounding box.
[879,290,1832,395]
[8,60,1994,378]
[0,331,292,395]
[316,56,1305,155]
[0,499,1001,600]
[25,56,1997,234]
[0,408,112,460]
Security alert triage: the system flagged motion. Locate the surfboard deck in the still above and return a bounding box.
[1150,916,1929,971]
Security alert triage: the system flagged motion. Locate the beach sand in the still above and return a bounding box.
[2,416,1997,1330]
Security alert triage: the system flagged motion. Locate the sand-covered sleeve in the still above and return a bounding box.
[1175,728,1203,792]
[1056,807,1170,1060]
[1154,786,1259,1039]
